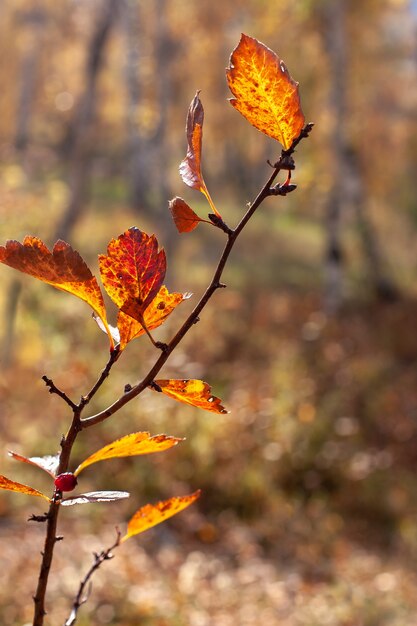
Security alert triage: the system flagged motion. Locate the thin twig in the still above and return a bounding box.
[42,376,78,411]
[81,124,313,429]
[63,530,121,626]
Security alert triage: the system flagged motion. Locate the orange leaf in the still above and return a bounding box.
[179,92,221,218]
[152,379,229,414]
[169,197,204,233]
[0,237,113,346]
[0,474,50,501]
[99,227,166,321]
[117,286,191,350]
[121,490,201,542]
[226,34,305,150]
[74,432,183,476]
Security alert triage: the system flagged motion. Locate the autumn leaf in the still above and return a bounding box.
[74,432,183,476]
[94,286,191,351]
[151,379,229,414]
[226,33,305,150]
[117,287,191,350]
[0,474,50,501]
[169,197,206,233]
[0,237,113,347]
[99,227,166,322]
[121,490,201,542]
[8,451,60,478]
[61,491,130,506]
[179,92,221,218]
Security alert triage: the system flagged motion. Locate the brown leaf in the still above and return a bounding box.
[8,451,60,477]
[61,491,130,506]
[179,92,221,217]
[0,237,113,346]
[226,34,305,149]
[121,490,201,542]
[99,227,166,321]
[169,197,204,233]
[74,432,183,476]
[152,379,229,414]
[0,474,50,501]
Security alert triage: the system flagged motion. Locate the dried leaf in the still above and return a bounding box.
[99,227,166,321]
[179,92,220,217]
[0,237,112,346]
[8,451,60,478]
[152,379,229,414]
[226,34,305,149]
[169,197,204,233]
[121,490,201,542]
[74,432,183,476]
[61,491,130,506]
[0,474,50,501]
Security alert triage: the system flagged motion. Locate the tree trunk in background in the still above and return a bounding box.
[1,7,46,367]
[14,7,46,153]
[321,0,347,313]
[55,0,119,242]
[122,0,177,247]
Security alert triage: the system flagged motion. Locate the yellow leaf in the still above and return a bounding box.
[74,432,183,476]
[0,474,50,501]
[121,490,201,542]
[152,379,229,414]
[226,34,305,149]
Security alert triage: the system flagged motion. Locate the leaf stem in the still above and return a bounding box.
[81,124,313,429]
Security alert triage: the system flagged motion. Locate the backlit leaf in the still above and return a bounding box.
[117,286,191,350]
[0,237,113,347]
[74,432,183,476]
[99,227,166,321]
[61,491,130,506]
[121,490,201,542]
[0,474,50,501]
[226,34,305,149]
[152,379,229,414]
[179,92,221,217]
[8,451,60,477]
[169,197,204,233]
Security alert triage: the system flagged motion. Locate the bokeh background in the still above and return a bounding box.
[1,1,417,624]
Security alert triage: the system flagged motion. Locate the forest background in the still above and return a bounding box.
[1,1,417,625]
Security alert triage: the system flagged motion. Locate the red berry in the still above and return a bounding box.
[54,472,78,492]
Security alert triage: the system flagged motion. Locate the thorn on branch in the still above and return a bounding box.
[124,383,133,393]
[28,513,49,523]
[193,316,200,325]
[214,282,227,290]
[56,535,64,542]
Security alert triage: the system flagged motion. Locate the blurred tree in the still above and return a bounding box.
[55,0,119,241]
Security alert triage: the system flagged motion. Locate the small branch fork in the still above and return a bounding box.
[63,530,121,626]
[32,123,313,626]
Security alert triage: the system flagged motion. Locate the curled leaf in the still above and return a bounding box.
[8,451,60,478]
[169,197,205,233]
[226,34,305,149]
[121,490,201,542]
[0,474,50,501]
[61,491,130,506]
[0,237,113,348]
[179,92,220,218]
[99,227,166,321]
[152,379,229,414]
[74,432,183,477]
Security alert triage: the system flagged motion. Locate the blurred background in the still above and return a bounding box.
[1,0,417,624]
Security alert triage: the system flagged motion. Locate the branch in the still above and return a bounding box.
[81,124,313,429]
[42,376,78,411]
[63,530,121,626]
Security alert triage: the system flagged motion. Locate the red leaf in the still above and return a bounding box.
[99,227,166,321]
[169,197,204,233]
